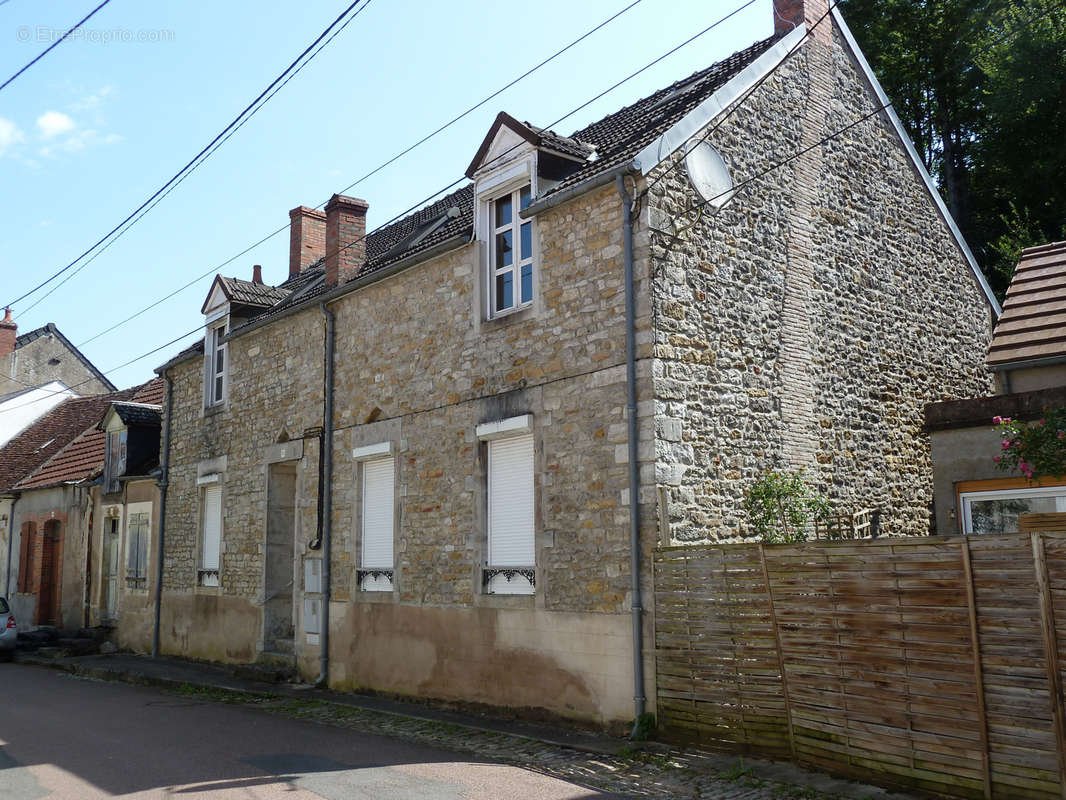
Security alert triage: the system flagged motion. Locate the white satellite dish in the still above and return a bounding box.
[684,140,734,209]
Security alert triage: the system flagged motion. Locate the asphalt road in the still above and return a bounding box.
[0,664,617,799]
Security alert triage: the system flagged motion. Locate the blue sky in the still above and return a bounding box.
[0,0,772,390]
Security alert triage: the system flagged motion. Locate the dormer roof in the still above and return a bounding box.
[465,112,595,179]
[200,274,291,316]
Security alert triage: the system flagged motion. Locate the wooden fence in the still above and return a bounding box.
[654,533,1066,799]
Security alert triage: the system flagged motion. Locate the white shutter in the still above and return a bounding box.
[361,457,394,569]
[488,434,534,566]
[201,484,222,571]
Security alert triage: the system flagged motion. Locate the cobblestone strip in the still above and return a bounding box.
[169,685,884,800]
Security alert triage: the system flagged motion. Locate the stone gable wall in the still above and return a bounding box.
[1,333,112,396]
[647,26,995,542]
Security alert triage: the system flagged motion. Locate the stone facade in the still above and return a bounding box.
[155,12,996,729]
[647,27,994,542]
[160,182,657,727]
[0,324,113,397]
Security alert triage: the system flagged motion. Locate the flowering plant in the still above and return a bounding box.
[993,408,1066,480]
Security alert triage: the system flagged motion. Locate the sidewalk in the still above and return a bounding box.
[17,651,915,799]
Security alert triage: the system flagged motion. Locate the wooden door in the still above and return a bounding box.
[37,521,61,625]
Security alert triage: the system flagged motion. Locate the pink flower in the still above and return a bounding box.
[994,455,1001,463]
[993,416,1003,424]
[1002,440,1011,449]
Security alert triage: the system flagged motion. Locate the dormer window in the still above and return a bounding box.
[490,185,534,316]
[205,320,227,408]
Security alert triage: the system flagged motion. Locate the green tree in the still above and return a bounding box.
[839,0,1066,296]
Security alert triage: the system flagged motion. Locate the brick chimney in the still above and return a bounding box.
[773,0,831,42]
[288,206,326,278]
[252,264,263,284]
[324,194,369,287]
[0,308,16,359]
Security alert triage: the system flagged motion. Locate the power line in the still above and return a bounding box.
[17,0,376,321]
[639,1,838,200]
[75,0,653,347]
[0,0,111,94]
[12,0,760,399]
[4,0,373,312]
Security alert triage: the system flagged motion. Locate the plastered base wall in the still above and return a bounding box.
[313,603,653,729]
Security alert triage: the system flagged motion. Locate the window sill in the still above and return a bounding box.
[354,589,397,604]
[483,304,535,329]
[203,402,227,418]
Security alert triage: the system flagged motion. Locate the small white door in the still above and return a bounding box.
[103,516,120,619]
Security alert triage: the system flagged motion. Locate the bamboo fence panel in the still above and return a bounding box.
[654,532,1066,800]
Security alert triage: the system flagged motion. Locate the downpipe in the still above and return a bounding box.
[152,372,174,658]
[317,301,336,688]
[4,494,17,596]
[617,174,647,737]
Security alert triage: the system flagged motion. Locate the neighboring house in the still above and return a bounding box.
[0,310,115,446]
[0,312,115,397]
[152,0,996,728]
[0,381,77,448]
[927,240,1066,535]
[0,380,161,630]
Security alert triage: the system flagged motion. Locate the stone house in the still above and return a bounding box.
[152,0,997,728]
[0,312,116,447]
[0,379,163,630]
[926,240,1066,535]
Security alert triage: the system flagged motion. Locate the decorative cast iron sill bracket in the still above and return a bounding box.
[482,567,536,588]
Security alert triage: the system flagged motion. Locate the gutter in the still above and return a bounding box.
[226,234,472,344]
[4,493,17,596]
[153,235,472,375]
[317,301,336,688]
[987,354,1066,372]
[616,174,646,737]
[522,162,635,219]
[152,371,173,658]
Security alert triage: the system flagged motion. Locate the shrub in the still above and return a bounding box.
[993,409,1066,481]
[743,469,830,544]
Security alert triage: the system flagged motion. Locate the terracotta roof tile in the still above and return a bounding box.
[0,389,136,491]
[987,241,1066,367]
[16,428,106,489]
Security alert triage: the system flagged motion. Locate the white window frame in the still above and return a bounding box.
[205,319,228,408]
[477,415,535,595]
[198,479,222,587]
[358,451,395,593]
[959,484,1066,534]
[486,183,536,318]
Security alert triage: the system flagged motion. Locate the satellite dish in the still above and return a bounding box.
[684,140,734,209]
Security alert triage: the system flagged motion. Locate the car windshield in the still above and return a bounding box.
[0,598,8,614]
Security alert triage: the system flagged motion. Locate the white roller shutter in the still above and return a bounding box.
[201,484,222,571]
[362,457,394,570]
[488,433,534,566]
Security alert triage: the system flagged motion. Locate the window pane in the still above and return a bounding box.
[520,222,532,260]
[215,375,224,403]
[495,230,513,267]
[519,186,531,211]
[494,195,512,227]
[969,495,1060,534]
[521,264,533,304]
[496,272,513,311]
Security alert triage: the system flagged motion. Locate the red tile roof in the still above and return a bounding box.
[131,376,166,405]
[15,428,106,489]
[0,389,135,492]
[987,241,1066,368]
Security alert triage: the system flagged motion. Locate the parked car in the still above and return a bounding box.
[0,597,15,660]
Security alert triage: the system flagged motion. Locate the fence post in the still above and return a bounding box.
[758,543,795,760]
[961,538,992,800]
[1031,533,1066,799]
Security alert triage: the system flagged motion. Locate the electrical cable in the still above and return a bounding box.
[75,0,655,347]
[0,0,111,94]
[4,0,373,311]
